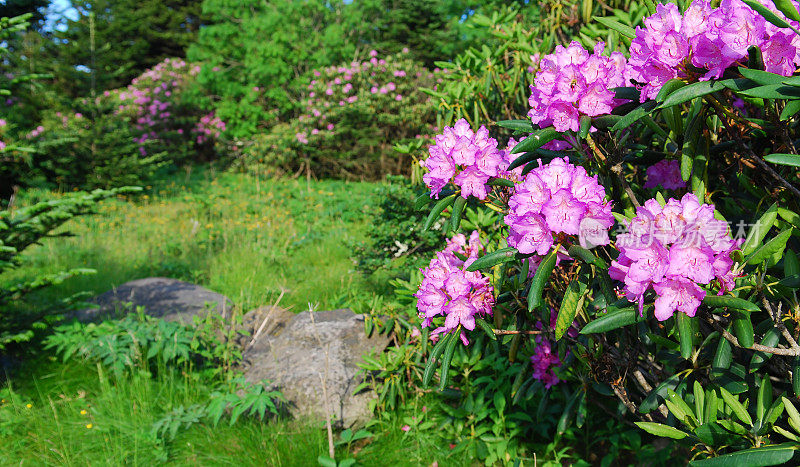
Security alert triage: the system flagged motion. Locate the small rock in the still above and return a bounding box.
[242,309,389,427]
[74,277,233,325]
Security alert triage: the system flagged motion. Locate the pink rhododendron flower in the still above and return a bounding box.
[644,159,686,190]
[628,0,800,101]
[420,119,506,200]
[415,232,494,346]
[528,41,628,131]
[609,193,742,320]
[505,157,613,256]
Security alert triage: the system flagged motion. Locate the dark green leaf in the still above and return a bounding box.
[742,0,792,29]
[423,194,457,231]
[742,205,778,255]
[733,310,756,348]
[580,307,638,334]
[658,80,726,109]
[466,247,518,272]
[593,16,636,39]
[449,197,467,233]
[555,267,588,340]
[611,101,657,131]
[764,153,800,167]
[487,178,516,187]
[527,245,559,312]
[751,328,780,372]
[422,333,452,387]
[438,330,460,391]
[510,127,560,155]
[496,119,534,132]
[739,67,788,86]
[688,443,797,467]
[677,312,695,360]
[745,229,793,266]
[712,332,733,370]
[634,422,689,440]
[702,295,760,313]
[475,318,497,341]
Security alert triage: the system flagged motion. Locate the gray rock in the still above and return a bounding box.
[242,309,389,427]
[74,277,233,325]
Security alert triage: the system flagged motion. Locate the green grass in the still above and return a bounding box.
[2,170,475,465]
[8,168,377,312]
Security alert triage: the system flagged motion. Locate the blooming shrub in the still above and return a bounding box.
[394,1,800,463]
[111,58,225,162]
[246,50,436,178]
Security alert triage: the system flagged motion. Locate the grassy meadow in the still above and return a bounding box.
[1,169,473,465]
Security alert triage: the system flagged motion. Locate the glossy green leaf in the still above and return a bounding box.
[751,328,780,372]
[733,310,756,348]
[496,119,534,132]
[677,312,695,359]
[780,99,800,120]
[423,194,457,231]
[739,67,789,86]
[702,295,760,312]
[466,247,518,272]
[742,205,778,255]
[713,332,733,370]
[634,422,689,440]
[657,80,726,109]
[555,267,588,340]
[745,229,793,266]
[510,127,560,155]
[438,330,460,391]
[422,333,452,387]
[475,318,497,341]
[720,387,754,426]
[449,197,467,233]
[742,0,792,29]
[774,0,800,23]
[527,245,559,312]
[580,307,638,334]
[688,443,797,467]
[757,376,773,424]
[592,16,635,39]
[611,101,658,132]
[764,153,800,167]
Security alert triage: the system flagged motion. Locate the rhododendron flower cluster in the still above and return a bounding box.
[415,232,495,346]
[530,309,579,388]
[505,157,614,256]
[609,193,741,321]
[531,339,562,388]
[644,159,686,190]
[193,113,226,145]
[628,0,800,101]
[420,118,507,200]
[528,41,628,132]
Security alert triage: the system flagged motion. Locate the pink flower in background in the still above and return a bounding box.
[401,425,411,432]
[610,193,741,320]
[369,49,378,57]
[395,94,403,101]
[644,160,686,190]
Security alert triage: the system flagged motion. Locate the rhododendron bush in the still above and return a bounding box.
[12,58,226,190]
[243,51,436,178]
[375,0,800,463]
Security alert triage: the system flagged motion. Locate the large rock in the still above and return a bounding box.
[242,309,389,427]
[74,277,233,325]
